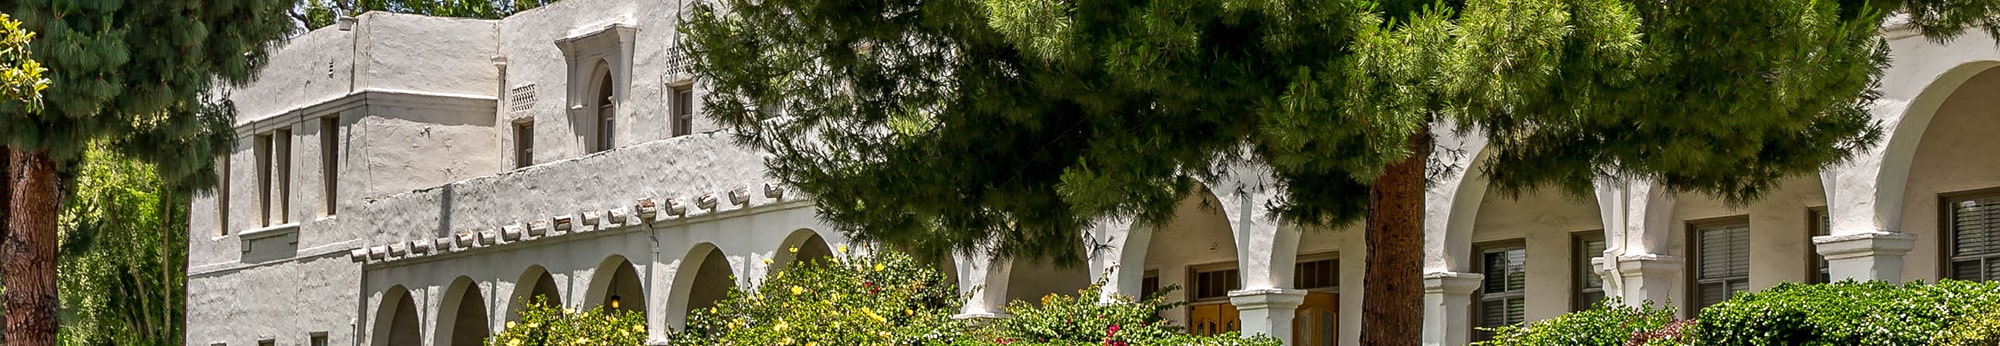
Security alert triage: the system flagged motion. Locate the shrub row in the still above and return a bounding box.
[1481,280,2000,346]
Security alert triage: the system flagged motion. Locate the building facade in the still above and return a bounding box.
[184,1,2000,345]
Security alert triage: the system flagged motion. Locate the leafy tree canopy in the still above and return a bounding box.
[681,0,2000,263]
[0,12,46,113]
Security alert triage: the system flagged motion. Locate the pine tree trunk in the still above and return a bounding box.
[6,149,59,346]
[1359,128,1431,346]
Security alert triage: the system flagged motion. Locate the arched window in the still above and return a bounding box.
[594,67,616,152]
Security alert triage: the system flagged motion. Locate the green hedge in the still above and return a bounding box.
[1481,280,2000,346]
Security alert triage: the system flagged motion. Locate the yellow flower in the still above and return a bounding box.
[506,321,516,329]
[708,307,717,314]
[837,244,848,253]
[789,246,799,253]
[791,286,805,295]
[782,337,794,345]
[763,258,774,264]
[776,320,789,331]
[873,263,884,272]
[507,339,521,346]
[633,324,644,333]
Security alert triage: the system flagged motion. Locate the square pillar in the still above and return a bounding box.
[1815,231,1918,282]
[1614,254,1682,307]
[1421,271,1481,346]
[1229,288,1307,345]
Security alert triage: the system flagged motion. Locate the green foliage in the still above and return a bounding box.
[1944,305,2000,346]
[0,12,46,113]
[487,298,648,346]
[295,0,561,29]
[55,144,189,346]
[669,251,967,345]
[1693,280,2000,345]
[978,285,1281,346]
[676,0,2000,267]
[1477,300,1690,346]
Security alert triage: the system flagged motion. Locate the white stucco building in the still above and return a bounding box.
[184,1,2000,345]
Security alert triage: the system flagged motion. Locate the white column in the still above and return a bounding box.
[1230,288,1307,344]
[1818,166,1920,282]
[1421,271,1481,346]
[953,246,1011,319]
[1594,178,1682,307]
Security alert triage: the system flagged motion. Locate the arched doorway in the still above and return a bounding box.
[587,256,646,318]
[437,276,490,346]
[508,266,563,322]
[772,230,835,271]
[1135,186,1241,335]
[670,244,737,328]
[372,286,422,346]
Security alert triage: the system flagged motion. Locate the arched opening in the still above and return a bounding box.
[772,230,836,271]
[1466,185,1604,341]
[591,62,617,152]
[1003,248,1092,305]
[670,244,737,328]
[1132,186,1241,335]
[508,266,563,322]
[436,276,491,346]
[371,286,422,346]
[1900,65,2000,283]
[586,256,646,319]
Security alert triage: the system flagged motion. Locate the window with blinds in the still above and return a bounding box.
[1475,246,1526,341]
[1948,195,2000,282]
[1574,234,1606,311]
[1810,208,1831,283]
[1693,222,1750,309]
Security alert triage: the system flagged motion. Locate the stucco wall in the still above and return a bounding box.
[1901,66,2000,282]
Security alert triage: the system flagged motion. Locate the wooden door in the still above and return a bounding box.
[1293,292,1338,346]
[1188,302,1240,336]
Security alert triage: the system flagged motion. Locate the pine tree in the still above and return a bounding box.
[682,0,1995,344]
[1,1,292,345]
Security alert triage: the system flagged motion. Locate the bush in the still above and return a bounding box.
[488,297,648,346]
[1694,280,2000,345]
[1476,300,1689,346]
[1945,305,2000,346]
[977,284,1281,346]
[668,250,968,345]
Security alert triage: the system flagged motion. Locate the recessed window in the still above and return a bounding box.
[1948,195,2000,281]
[321,116,339,216]
[1139,271,1160,300]
[1295,258,1337,290]
[257,339,274,346]
[1191,267,1240,301]
[1810,208,1831,283]
[310,332,328,346]
[1574,234,1606,311]
[514,121,535,169]
[217,154,230,235]
[594,68,616,153]
[1475,245,1526,341]
[1692,222,1750,309]
[255,130,292,227]
[672,84,695,137]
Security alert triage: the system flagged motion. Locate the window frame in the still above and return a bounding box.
[217,154,231,236]
[1808,207,1831,284]
[1472,239,1528,341]
[273,128,291,225]
[1685,215,1751,311]
[320,115,339,216]
[1571,231,1607,311]
[1295,252,1338,292]
[671,83,695,137]
[1940,188,2000,282]
[513,120,535,169]
[592,64,617,153]
[1186,261,1241,304]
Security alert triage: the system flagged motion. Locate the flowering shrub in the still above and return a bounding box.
[668,249,967,345]
[487,297,648,346]
[977,284,1281,346]
[1475,300,1688,346]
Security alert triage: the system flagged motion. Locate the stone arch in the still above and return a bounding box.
[507,265,563,322]
[1888,63,2000,281]
[669,243,736,328]
[1433,147,1497,274]
[435,276,491,346]
[370,285,422,346]
[771,229,836,271]
[1865,61,2000,236]
[584,255,646,318]
[1107,184,1242,328]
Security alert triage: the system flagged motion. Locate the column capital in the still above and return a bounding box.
[1422,271,1484,295]
[1227,288,1307,310]
[1615,253,1684,275]
[1814,231,1918,260]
